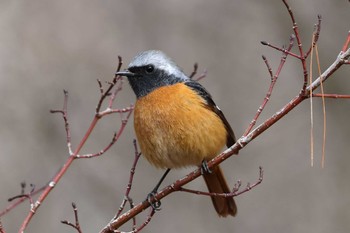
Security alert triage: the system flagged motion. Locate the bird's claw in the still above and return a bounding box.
[201,160,212,174]
[147,192,162,211]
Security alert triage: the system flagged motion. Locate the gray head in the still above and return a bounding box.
[116,50,189,98]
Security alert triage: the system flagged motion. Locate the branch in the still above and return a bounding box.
[179,166,263,197]
[77,110,133,159]
[0,220,6,233]
[0,183,45,218]
[99,23,350,233]
[17,57,133,233]
[96,56,123,113]
[312,94,350,99]
[50,90,73,155]
[189,62,207,82]
[281,0,310,93]
[245,35,295,135]
[342,31,350,53]
[114,140,141,220]
[61,203,83,233]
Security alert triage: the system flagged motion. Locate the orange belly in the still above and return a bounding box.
[134,83,227,169]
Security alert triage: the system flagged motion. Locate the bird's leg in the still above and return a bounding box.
[146,168,171,211]
[201,160,212,174]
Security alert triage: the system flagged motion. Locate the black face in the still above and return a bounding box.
[125,65,185,98]
[128,64,155,77]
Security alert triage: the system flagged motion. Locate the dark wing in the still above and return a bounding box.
[184,81,236,147]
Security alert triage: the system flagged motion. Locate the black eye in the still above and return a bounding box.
[145,65,154,73]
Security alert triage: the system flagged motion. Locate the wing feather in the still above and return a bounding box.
[184,81,236,147]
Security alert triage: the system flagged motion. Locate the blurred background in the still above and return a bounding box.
[0,0,349,232]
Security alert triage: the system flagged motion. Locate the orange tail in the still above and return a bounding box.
[202,165,237,217]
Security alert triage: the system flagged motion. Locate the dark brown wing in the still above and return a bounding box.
[184,81,236,147]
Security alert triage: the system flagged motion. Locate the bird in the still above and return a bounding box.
[116,50,237,217]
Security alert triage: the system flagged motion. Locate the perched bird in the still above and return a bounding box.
[116,50,237,217]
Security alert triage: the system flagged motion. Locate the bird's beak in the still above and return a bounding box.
[115,70,136,77]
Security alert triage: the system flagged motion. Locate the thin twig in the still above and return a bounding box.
[305,15,322,58]
[96,56,123,114]
[8,184,35,204]
[179,167,263,197]
[261,41,300,59]
[97,79,104,95]
[282,0,309,94]
[77,110,133,159]
[189,63,198,79]
[107,77,124,109]
[132,208,155,233]
[194,70,207,82]
[50,90,73,155]
[114,140,141,220]
[0,185,45,218]
[107,140,157,233]
[61,203,83,233]
[244,35,295,135]
[0,220,6,233]
[312,94,350,98]
[342,31,350,52]
[262,55,273,80]
[98,105,134,117]
[18,57,133,233]
[111,140,141,233]
[108,209,155,233]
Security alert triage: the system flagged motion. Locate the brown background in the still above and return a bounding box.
[0,0,349,232]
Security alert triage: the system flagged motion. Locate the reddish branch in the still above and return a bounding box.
[17,58,134,233]
[0,183,45,218]
[99,2,350,232]
[111,141,156,233]
[1,1,348,232]
[101,44,350,233]
[189,62,207,82]
[61,203,83,233]
[77,111,133,159]
[0,220,6,233]
[342,31,350,53]
[114,140,141,220]
[50,90,73,154]
[244,35,295,135]
[282,0,309,93]
[312,94,350,99]
[179,167,263,197]
[7,183,36,206]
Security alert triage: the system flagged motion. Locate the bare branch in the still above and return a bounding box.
[50,90,73,155]
[0,220,6,233]
[178,167,263,197]
[18,58,133,232]
[61,203,83,233]
[0,185,45,218]
[96,56,123,114]
[304,15,322,58]
[77,110,133,159]
[100,34,350,233]
[114,140,142,220]
[342,31,350,52]
[312,94,350,99]
[189,63,198,79]
[244,35,295,135]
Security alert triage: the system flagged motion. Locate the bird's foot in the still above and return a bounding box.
[146,191,162,211]
[201,160,212,174]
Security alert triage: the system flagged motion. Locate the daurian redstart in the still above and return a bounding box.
[116,50,237,217]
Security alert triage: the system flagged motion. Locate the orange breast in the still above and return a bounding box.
[134,83,227,169]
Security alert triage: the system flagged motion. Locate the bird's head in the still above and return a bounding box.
[116,50,189,98]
